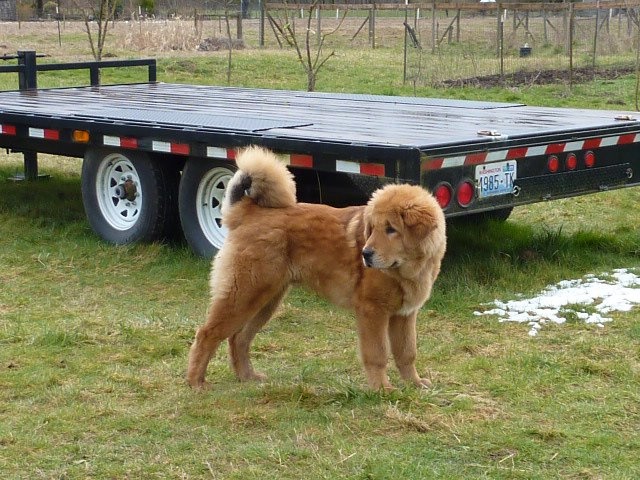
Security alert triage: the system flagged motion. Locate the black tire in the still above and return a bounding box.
[81,148,179,245]
[178,158,237,258]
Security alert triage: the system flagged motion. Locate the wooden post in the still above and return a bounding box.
[259,1,265,46]
[496,4,502,57]
[431,1,436,54]
[592,0,600,68]
[369,3,376,49]
[569,2,574,89]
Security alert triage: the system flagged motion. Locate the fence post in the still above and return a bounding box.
[259,0,265,47]
[499,9,504,77]
[431,1,436,54]
[496,4,501,57]
[569,2,574,89]
[369,2,376,49]
[403,5,408,84]
[592,0,600,68]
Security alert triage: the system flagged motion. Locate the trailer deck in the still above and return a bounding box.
[1,82,638,154]
[2,52,640,256]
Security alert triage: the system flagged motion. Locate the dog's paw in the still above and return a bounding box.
[187,378,212,391]
[239,371,268,382]
[414,377,432,389]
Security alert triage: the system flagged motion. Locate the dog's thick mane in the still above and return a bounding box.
[222,146,297,214]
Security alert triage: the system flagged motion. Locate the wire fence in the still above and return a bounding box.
[263,1,640,90]
[4,1,640,98]
[402,2,640,86]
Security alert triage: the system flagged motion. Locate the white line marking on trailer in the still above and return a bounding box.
[103,135,120,147]
[152,140,171,153]
[207,147,229,159]
[28,128,44,138]
[336,160,360,174]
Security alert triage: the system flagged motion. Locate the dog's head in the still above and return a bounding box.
[362,184,446,270]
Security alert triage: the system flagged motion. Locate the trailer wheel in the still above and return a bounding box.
[179,158,236,258]
[81,148,179,245]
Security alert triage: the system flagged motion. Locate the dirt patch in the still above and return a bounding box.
[441,65,637,88]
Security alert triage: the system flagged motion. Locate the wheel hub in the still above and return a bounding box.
[114,177,138,201]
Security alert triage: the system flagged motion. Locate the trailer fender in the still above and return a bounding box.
[81,148,179,245]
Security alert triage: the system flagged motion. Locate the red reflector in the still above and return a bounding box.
[548,155,560,173]
[44,129,59,140]
[290,154,313,168]
[456,181,475,207]
[360,163,385,177]
[1,124,16,135]
[170,143,190,155]
[584,151,595,168]
[566,153,577,171]
[434,183,452,209]
[121,137,138,149]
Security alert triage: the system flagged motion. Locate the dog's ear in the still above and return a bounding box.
[401,204,439,239]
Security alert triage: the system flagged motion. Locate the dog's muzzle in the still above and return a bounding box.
[362,248,375,268]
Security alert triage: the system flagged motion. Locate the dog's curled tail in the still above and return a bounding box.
[222,146,297,214]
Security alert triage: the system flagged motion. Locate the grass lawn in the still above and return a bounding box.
[1,152,639,479]
[1,20,640,479]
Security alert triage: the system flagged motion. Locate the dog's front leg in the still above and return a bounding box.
[388,312,431,389]
[356,311,393,390]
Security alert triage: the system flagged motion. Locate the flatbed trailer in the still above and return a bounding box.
[2,51,640,256]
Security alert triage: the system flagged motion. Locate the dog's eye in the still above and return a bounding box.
[386,225,397,235]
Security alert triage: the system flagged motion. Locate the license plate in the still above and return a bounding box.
[475,160,517,198]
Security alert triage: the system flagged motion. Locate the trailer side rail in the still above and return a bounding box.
[0,51,156,179]
[0,51,156,90]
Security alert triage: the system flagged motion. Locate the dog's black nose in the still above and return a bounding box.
[362,248,374,267]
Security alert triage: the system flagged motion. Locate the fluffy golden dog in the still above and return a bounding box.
[187,146,446,390]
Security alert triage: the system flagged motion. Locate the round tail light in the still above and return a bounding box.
[456,180,475,207]
[566,153,577,171]
[434,183,453,209]
[584,151,595,168]
[547,155,560,173]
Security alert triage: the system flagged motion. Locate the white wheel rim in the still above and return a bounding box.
[95,153,142,231]
[195,166,233,249]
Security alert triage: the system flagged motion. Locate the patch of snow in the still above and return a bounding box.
[474,268,640,336]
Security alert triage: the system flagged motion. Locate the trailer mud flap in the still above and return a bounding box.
[513,163,632,202]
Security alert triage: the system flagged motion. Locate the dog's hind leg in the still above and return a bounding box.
[186,298,244,389]
[228,287,289,382]
[388,312,431,389]
[187,281,289,389]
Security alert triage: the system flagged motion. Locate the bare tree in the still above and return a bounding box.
[71,0,119,61]
[277,0,347,92]
[223,0,236,85]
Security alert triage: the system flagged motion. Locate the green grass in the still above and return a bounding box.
[1,153,640,479]
[1,22,640,478]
